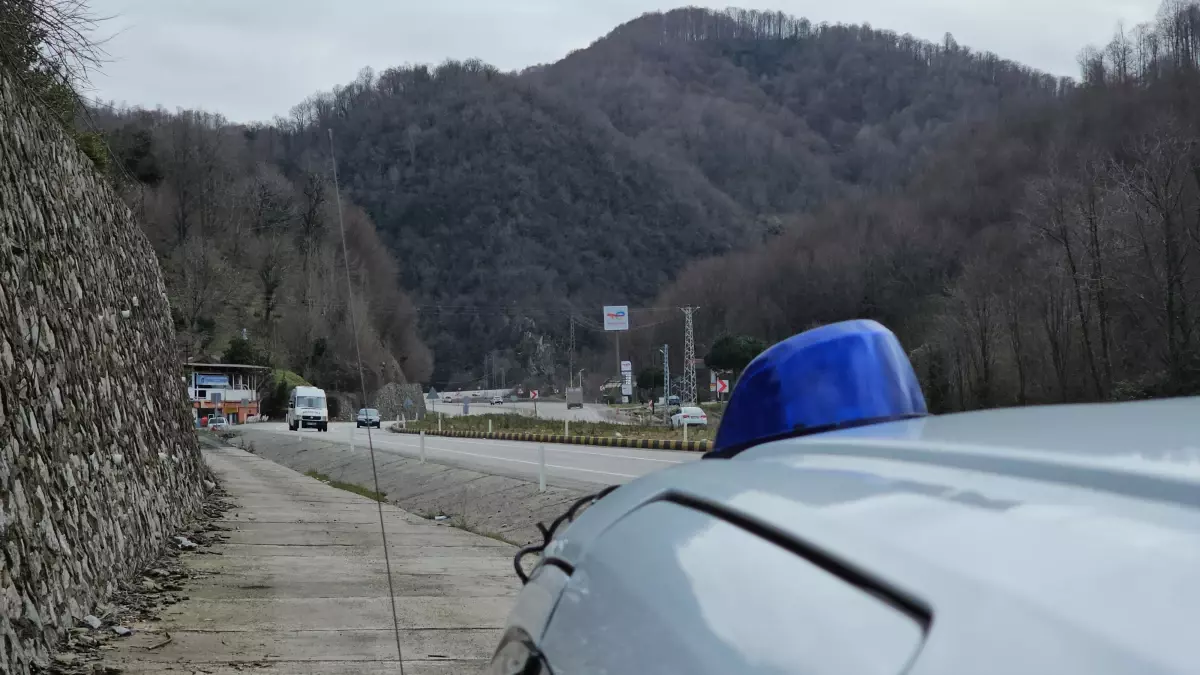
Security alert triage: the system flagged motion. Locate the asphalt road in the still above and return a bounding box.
[424,399,618,423]
[245,422,697,486]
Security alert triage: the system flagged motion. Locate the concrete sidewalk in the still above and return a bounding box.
[103,446,518,674]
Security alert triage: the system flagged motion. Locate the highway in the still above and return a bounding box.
[424,399,620,423]
[240,422,698,487]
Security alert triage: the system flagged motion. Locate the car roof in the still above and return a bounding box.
[546,397,1200,674]
[293,385,324,395]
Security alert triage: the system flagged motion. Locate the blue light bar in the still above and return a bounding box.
[706,320,927,459]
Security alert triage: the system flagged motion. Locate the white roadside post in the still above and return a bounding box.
[420,431,426,463]
[538,444,546,492]
[564,419,569,437]
[683,420,688,444]
[438,414,442,433]
[488,419,492,434]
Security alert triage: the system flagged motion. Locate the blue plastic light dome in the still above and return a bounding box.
[706,320,927,459]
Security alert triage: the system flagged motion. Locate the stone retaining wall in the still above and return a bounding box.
[0,70,207,674]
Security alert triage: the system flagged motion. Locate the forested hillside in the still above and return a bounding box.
[93,107,433,392]
[258,8,1073,388]
[270,61,747,386]
[32,0,1200,410]
[647,1,1200,410]
[533,8,1068,215]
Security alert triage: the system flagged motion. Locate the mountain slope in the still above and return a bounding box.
[531,8,1067,214]
[274,61,749,385]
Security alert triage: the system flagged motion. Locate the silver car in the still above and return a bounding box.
[490,320,1200,675]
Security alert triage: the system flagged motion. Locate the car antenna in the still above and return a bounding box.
[329,128,407,674]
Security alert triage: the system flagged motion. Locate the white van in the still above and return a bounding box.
[287,385,329,432]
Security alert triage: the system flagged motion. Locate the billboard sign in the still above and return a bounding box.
[196,374,229,387]
[603,306,630,331]
[620,360,632,374]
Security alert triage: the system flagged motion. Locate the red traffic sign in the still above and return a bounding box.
[530,390,539,399]
[716,379,730,394]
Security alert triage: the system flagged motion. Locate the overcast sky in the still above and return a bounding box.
[86,0,1163,123]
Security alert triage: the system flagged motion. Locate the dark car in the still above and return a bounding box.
[356,408,381,428]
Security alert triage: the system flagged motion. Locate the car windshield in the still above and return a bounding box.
[362,409,378,416]
[297,396,324,408]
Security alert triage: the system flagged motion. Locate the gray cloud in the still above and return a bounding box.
[86,0,1163,123]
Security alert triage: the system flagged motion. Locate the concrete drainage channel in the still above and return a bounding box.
[225,429,595,547]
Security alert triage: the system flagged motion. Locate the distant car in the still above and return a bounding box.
[670,406,708,429]
[442,395,453,403]
[356,408,381,428]
[491,396,504,405]
[208,416,229,431]
[668,395,681,406]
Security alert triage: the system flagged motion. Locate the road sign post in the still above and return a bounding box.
[604,305,630,403]
[531,390,539,418]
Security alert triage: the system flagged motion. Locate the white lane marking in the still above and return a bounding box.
[255,425,668,477]
[396,433,687,464]
[347,427,689,464]
[366,436,637,479]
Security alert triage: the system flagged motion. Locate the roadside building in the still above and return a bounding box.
[183,362,270,425]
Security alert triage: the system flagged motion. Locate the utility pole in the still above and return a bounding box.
[681,307,698,404]
[568,315,575,388]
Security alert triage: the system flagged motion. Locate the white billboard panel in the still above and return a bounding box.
[603,306,630,331]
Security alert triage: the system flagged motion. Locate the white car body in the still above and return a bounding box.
[287,385,329,432]
[671,406,708,428]
[208,416,229,431]
[491,396,504,405]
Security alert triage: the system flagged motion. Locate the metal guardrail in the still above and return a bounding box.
[391,428,710,452]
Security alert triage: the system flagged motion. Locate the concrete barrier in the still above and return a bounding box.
[390,427,711,452]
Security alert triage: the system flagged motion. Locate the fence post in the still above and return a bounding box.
[538,444,546,493]
[488,419,492,434]
[438,415,442,433]
[420,431,426,463]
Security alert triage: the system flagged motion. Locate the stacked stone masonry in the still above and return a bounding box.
[0,71,207,674]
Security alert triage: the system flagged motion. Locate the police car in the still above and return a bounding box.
[489,320,1200,675]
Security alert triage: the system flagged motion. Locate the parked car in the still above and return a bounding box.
[208,416,229,431]
[356,408,381,428]
[670,406,708,429]
[491,396,504,405]
[442,395,453,403]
